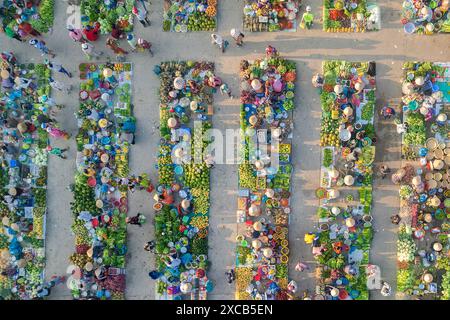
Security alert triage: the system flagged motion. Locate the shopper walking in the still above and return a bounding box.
[49,77,72,94]
[295,261,309,272]
[126,33,137,51]
[211,34,227,53]
[45,60,72,78]
[81,42,103,60]
[29,39,56,58]
[300,6,315,29]
[144,240,156,253]
[106,37,128,61]
[220,83,233,98]
[67,26,85,43]
[46,125,70,140]
[137,38,153,56]
[230,28,244,46]
[132,5,150,27]
[126,213,146,226]
[46,145,69,159]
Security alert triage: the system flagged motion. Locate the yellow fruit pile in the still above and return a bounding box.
[236,267,253,292]
[191,216,209,230]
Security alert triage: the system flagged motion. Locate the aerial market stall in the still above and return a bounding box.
[234,47,297,300]
[67,62,134,300]
[0,0,54,35]
[153,60,215,299]
[163,0,217,32]
[395,62,449,300]
[243,0,300,32]
[323,0,380,32]
[401,0,450,34]
[80,0,136,35]
[307,61,377,300]
[0,54,52,299]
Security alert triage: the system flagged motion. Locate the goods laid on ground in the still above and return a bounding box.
[67,62,134,300]
[234,47,297,300]
[163,0,217,32]
[323,0,380,32]
[80,0,135,35]
[0,54,52,299]
[153,60,216,300]
[401,0,450,34]
[308,60,377,300]
[243,0,300,32]
[395,62,449,300]
[0,0,54,34]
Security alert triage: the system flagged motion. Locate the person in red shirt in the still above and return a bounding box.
[83,23,100,42]
[110,24,125,40]
[18,20,41,37]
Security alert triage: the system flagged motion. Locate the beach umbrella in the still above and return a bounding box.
[2,216,10,226]
[412,176,422,186]
[334,84,344,95]
[331,207,341,216]
[249,115,258,126]
[167,117,178,128]
[249,204,261,217]
[252,239,262,249]
[344,175,354,186]
[1,69,9,79]
[253,221,263,231]
[265,189,275,198]
[328,189,340,199]
[330,288,339,297]
[173,77,185,90]
[180,282,192,294]
[433,159,444,170]
[345,217,355,228]
[423,273,433,283]
[343,106,353,116]
[433,242,443,252]
[262,247,273,258]
[85,262,93,272]
[415,76,425,86]
[251,79,262,91]
[255,160,264,170]
[103,68,113,78]
[402,82,414,95]
[330,168,339,179]
[430,196,441,207]
[190,101,198,111]
[181,199,190,210]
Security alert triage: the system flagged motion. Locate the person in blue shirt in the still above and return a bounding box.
[119,117,136,144]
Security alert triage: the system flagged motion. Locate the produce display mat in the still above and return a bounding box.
[0,61,51,299]
[242,0,300,32]
[235,51,297,300]
[80,0,136,34]
[163,0,218,32]
[68,62,134,300]
[310,61,377,300]
[323,0,380,32]
[154,61,215,300]
[396,62,450,300]
[0,0,55,35]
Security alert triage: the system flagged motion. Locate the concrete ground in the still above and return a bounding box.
[0,0,448,300]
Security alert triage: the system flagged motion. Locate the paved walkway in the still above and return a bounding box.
[1,0,448,300]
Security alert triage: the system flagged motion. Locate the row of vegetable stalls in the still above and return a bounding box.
[395,62,450,300]
[235,47,297,300]
[153,60,215,299]
[242,0,300,32]
[323,0,380,32]
[401,0,450,34]
[308,60,378,300]
[80,0,135,35]
[0,0,54,35]
[0,56,51,299]
[163,0,218,32]
[68,62,134,300]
